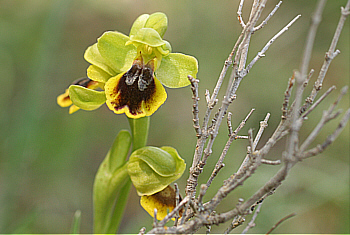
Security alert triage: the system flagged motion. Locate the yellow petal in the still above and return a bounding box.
[69,105,80,114]
[140,185,182,221]
[142,76,166,116]
[57,89,72,107]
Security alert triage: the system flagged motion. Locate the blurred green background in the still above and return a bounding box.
[0,0,348,233]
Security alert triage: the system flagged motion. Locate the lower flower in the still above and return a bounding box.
[127,146,186,220]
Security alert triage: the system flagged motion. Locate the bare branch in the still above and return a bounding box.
[224,215,245,234]
[300,107,350,160]
[236,112,270,177]
[185,27,245,198]
[245,14,301,74]
[157,196,190,227]
[206,108,255,191]
[227,112,233,136]
[282,72,295,120]
[301,85,336,118]
[197,184,207,208]
[237,0,246,28]
[207,163,293,230]
[298,0,350,113]
[285,0,327,163]
[189,76,201,138]
[261,159,281,165]
[205,162,224,190]
[253,113,270,151]
[210,33,242,103]
[248,128,254,154]
[153,209,158,228]
[253,1,283,31]
[299,0,327,82]
[220,1,289,153]
[241,202,263,234]
[179,198,190,225]
[304,69,315,88]
[147,1,350,234]
[138,227,146,235]
[237,0,268,71]
[298,68,317,114]
[299,86,348,153]
[174,183,181,226]
[233,108,255,138]
[266,212,296,235]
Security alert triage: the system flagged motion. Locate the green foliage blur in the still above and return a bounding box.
[0,0,348,233]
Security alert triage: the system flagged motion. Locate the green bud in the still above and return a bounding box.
[130,12,168,39]
[144,12,168,38]
[130,28,165,47]
[127,146,186,196]
[129,14,150,37]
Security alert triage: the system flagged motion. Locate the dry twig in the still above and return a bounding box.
[265,212,297,234]
[146,0,349,233]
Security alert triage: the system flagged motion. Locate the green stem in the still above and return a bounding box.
[112,116,150,233]
[107,177,132,233]
[70,210,82,234]
[129,116,150,151]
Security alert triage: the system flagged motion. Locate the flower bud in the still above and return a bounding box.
[127,146,186,196]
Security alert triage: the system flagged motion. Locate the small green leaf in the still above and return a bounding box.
[69,85,106,111]
[130,28,165,47]
[129,13,149,37]
[70,210,81,234]
[127,146,186,196]
[87,65,112,83]
[94,164,129,234]
[97,31,137,72]
[84,43,117,76]
[145,12,168,38]
[156,53,198,88]
[109,130,131,172]
[93,130,132,234]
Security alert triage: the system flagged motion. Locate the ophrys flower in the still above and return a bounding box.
[58,12,198,119]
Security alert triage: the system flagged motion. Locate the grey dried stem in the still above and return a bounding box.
[147,0,350,233]
[265,212,296,234]
[241,202,263,234]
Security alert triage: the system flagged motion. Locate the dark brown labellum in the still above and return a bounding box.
[112,62,156,116]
